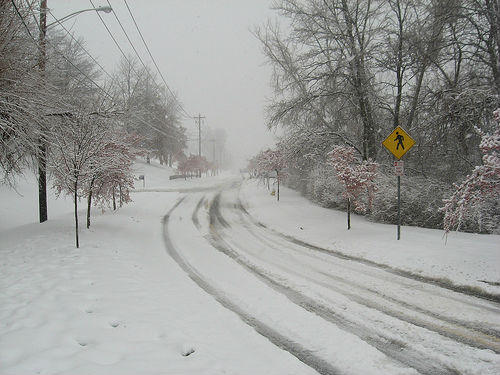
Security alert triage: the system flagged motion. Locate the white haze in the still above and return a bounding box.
[49,0,278,169]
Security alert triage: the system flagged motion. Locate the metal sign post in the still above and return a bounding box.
[394,161,404,240]
[397,175,401,240]
[382,127,415,240]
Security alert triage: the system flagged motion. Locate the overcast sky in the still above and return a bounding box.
[49,0,278,168]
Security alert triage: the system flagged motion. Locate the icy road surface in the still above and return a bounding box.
[164,180,500,375]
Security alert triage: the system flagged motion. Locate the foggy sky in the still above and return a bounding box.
[49,0,278,168]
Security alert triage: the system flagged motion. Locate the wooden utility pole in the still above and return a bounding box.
[38,0,48,223]
[193,114,205,157]
[209,139,216,175]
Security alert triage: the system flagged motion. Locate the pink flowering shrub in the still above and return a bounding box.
[441,109,500,233]
[254,148,287,200]
[177,154,210,178]
[328,146,378,229]
[328,146,378,212]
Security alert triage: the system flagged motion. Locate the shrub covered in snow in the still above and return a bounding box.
[302,163,457,231]
[441,109,500,234]
[368,173,453,230]
[305,163,345,209]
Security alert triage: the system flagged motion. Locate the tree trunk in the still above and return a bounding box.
[119,184,123,208]
[277,173,280,201]
[87,190,92,229]
[38,141,48,223]
[340,0,377,161]
[406,66,426,129]
[86,177,95,229]
[407,2,448,129]
[74,180,79,248]
[38,0,48,223]
[347,198,351,230]
[485,0,500,96]
[112,186,116,211]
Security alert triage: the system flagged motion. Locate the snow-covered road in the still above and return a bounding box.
[164,180,500,375]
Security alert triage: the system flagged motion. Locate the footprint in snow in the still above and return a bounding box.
[181,347,195,357]
[76,339,88,347]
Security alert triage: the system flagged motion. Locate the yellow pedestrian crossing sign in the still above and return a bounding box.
[382,126,415,159]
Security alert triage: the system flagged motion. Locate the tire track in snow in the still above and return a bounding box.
[236,195,500,305]
[209,193,230,228]
[203,192,463,375]
[191,195,205,230]
[231,204,500,348]
[163,195,342,375]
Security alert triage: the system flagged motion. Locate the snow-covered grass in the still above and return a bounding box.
[0,172,73,231]
[0,164,310,374]
[240,178,500,297]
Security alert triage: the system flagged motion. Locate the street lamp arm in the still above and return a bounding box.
[46,6,112,29]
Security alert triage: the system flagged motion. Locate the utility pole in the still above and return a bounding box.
[38,0,48,223]
[193,114,205,178]
[209,139,216,175]
[193,114,205,157]
[33,1,112,223]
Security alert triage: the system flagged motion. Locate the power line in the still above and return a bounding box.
[18,0,184,142]
[88,0,137,75]
[46,9,114,83]
[122,0,192,118]
[46,7,165,121]
[46,7,146,114]
[11,0,35,40]
[104,0,189,121]
[24,1,112,99]
[90,0,191,120]
[104,0,151,82]
[12,0,103,112]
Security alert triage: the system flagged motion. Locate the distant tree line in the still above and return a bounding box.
[252,0,499,233]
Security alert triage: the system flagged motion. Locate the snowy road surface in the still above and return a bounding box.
[164,180,500,375]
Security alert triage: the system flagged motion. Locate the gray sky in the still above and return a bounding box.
[49,0,278,168]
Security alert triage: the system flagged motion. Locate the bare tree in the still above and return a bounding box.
[50,113,109,248]
[256,0,382,160]
[0,0,47,184]
[110,56,186,165]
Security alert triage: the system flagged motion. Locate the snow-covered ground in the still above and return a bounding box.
[240,179,500,297]
[0,163,310,375]
[167,183,500,374]
[1,162,499,374]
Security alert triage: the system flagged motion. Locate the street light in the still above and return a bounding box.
[46,6,112,29]
[36,1,112,223]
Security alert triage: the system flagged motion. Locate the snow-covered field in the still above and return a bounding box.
[1,161,499,374]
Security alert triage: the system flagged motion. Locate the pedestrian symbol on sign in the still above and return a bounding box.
[395,132,405,150]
